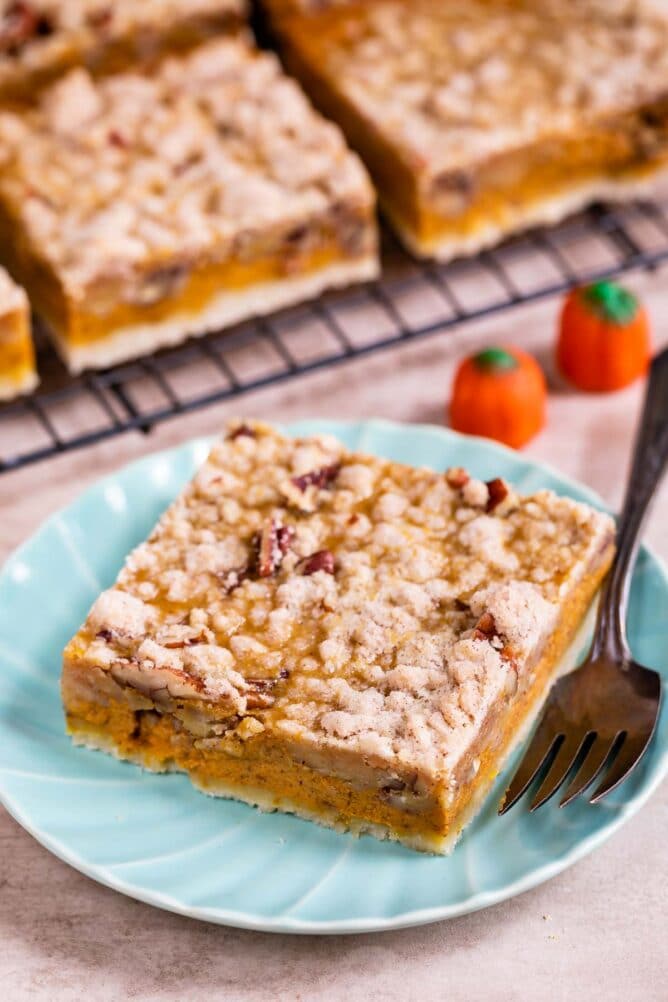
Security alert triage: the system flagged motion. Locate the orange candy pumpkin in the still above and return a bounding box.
[557,280,651,392]
[449,346,546,449]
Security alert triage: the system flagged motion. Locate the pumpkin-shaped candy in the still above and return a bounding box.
[449,346,546,449]
[557,280,651,392]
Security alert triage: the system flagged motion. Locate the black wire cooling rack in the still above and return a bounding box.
[2,196,668,474]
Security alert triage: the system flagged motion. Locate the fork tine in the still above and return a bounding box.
[498,724,563,815]
[529,733,590,811]
[590,731,654,803]
[558,732,619,807]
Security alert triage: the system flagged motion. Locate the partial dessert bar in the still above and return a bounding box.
[264,0,668,260]
[0,36,378,373]
[62,421,615,853]
[0,0,247,100]
[0,266,37,400]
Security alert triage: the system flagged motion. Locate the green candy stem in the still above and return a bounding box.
[583,280,638,325]
[473,347,518,373]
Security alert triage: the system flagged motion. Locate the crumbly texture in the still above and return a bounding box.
[269,0,668,184]
[0,35,376,299]
[265,0,668,257]
[0,1,247,96]
[64,421,615,798]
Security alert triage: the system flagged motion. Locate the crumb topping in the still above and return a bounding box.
[0,1,246,86]
[276,0,668,187]
[0,35,375,296]
[70,421,615,781]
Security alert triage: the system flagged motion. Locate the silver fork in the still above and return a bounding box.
[499,346,667,815]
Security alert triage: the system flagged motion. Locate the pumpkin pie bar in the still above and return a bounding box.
[62,421,615,853]
[0,36,378,373]
[0,266,37,400]
[264,0,668,260]
[0,0,247,100]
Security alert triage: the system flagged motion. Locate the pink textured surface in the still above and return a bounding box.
[0,267,666,1000]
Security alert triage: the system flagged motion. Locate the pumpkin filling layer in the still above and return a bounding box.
[266,0,668,258]
[62,421,615,853]
[0,266,36,399]
[0,35,378,371]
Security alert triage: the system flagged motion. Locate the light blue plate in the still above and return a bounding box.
[0,419,666,934]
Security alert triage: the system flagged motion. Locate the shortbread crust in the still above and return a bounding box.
[0,36,378,372]
[0,0,247,100]
[265,0,668,259]
[0,266,37,400]
[62,421,615,853]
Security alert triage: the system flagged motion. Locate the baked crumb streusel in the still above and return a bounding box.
[265,0,668,259]
[62,421,615,853]
[0,35,378,372]
[0,0,247,98]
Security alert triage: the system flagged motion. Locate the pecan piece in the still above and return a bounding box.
[379,777,406,797]
[291,462,340,493]
[472,611,497,641]
[301,550,336,576]
[95,629,114,643]
[0,3,39,54]
[276,524,295,554]
[87,7,112,29]
[227,423,256,441]
[255,517,292,578]
[245,669,289,710]
[445,466,470,489]
[162,630,209,650]
[108,129,128,149]
[133,264,189,306]
[485,478,509,513]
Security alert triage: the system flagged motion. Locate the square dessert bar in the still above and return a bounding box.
[0,266,37,400]
[264,0,668,260]
[62,421,615,853]
[0,0,247,100]
[0,35,378,373]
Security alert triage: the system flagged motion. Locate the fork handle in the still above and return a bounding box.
[591,346,668,662]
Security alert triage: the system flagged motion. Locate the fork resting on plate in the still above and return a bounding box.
[500,346,667,814]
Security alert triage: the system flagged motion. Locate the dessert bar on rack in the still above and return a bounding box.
[0,36,378,373]
[264,0,668,259]
[0,266,37,400]
[62,420,615,853]
[0,0,247,100]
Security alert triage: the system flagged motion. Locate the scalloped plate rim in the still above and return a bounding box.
[0,418,666,935]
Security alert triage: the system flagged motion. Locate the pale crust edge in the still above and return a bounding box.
[386,167,668,262]
[0,369,39,402]
[47,254,379,374]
